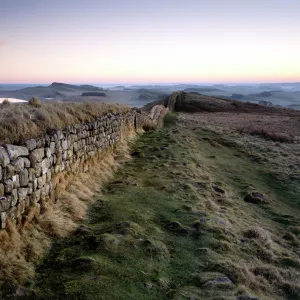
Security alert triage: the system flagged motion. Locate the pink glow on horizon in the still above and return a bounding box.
[1,0,300,83]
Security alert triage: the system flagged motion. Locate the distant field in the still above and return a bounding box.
[0,98,27,103]
[1,82,300,109]
[0,83,168,108]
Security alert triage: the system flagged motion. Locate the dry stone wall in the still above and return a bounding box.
[0,109,142,229]
[148,105,169,127]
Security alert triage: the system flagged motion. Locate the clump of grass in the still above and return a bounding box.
[1,99,10,106]
[163,112,177,127]
[244,227,271,241]
[142,118,156,132]
[0,220,48,284]
[28,96,42,108]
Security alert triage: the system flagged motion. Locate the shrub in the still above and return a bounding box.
[1,99,10,106]
[142,119,156,132]
[163,112,177,127]
[29,96,42,108]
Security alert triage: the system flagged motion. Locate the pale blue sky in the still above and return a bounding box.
[1,0,300,83]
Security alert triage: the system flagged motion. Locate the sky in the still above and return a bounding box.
[0,0,300,84]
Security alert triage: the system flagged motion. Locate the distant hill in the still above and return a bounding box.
[136,89,170,101]
[184,87,224,93]
[49,82,103,91]
[0,82,104,100]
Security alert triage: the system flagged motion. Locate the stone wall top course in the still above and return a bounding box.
[3,145,29,160]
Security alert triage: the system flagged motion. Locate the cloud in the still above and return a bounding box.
[0,41,6,47]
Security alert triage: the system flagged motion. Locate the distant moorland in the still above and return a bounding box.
[0,82,300,109]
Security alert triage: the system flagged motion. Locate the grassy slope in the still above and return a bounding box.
[0,101,128,144]
[30,113,300,300]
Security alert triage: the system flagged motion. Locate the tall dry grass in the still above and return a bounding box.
[238,125,295,143]
[0,132,135,285]
[0,101,129,144]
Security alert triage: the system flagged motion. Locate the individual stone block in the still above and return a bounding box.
[34,162,42,177]
[24,139,37,151]
[12,175,20,189]
[46,170,51,183]
[56,130,64,140]
[11,157,25,172]
[0,197,10,212]
[49,156,54,167]
[4,164,15,180]
[18,188,28,201]
[36,138,45,148]
[50,142,56,154]
[33,178,38,191]
[62,139,68,151]
[4,179,13,194]
[19,169,29,187]
[29,148,45,166]
[41,158,49,175]
[23,157,31,168]
[45,147,52,158]
[0,183,4,196]
[28,183,33,195]
[11,189,18,206]
[4,144,29,160]
[37,177,44,189]
[62,151,67,161]
[28,168,36,182]
[0,212,7,229]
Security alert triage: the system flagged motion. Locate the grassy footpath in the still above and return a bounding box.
[30,113,300,300]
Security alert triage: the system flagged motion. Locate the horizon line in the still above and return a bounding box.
[1,80,300,86]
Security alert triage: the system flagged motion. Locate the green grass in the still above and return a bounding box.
[30,114,300,300]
